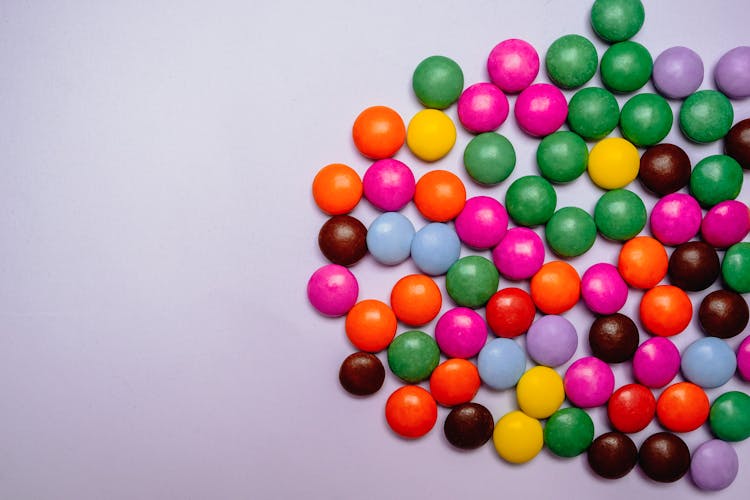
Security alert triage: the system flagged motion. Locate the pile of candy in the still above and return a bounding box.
[307,0,750,491]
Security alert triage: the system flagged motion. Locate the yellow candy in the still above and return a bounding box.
[492,410,543,464]
[516,366,564,419]
[406,109,456,162]
[587,137,640,189]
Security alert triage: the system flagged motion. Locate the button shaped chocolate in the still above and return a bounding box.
[639,143,691,196]
[589,313,639,363]
[318,215,368,266]
[339,352,385,396]
[699,290,749,339]
[668,241,720,291]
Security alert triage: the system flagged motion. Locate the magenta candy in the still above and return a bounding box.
[738,336,750,381]
[700,200,750,248]
[526,315,578,367]
[307,264,359,317]
[457,82,510,133]
[581,263,628,315]
[514,83,568,137]
[434,307,488,358]
[455,196,509,249]
[649,193,702,246]
[487,38,539,93]
[491,227,545,280]
[563,356,615,408]
[362,158,416,211]
[633,337,681,388]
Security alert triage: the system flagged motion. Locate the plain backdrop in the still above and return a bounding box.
[0,1,748,499]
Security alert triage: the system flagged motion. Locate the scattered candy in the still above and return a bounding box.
[617,236,668,289]
[600,41,653,93]
[656,381,710,432]
[652,46,704,99]
[406,109,457,162]
[690,154,744,207]
[619,93,673,147]
[714,46,750,99]
[485,287,536,338]
[536,130,589,183]
[318,215,368,266]
[545,207,597,257]
[514,83,568,137]
[444,402,494,450]
[710,391,750,442]
[410,223,461,276]
[698,290,749,339]
[312,163,362,215]
[725,118,750,169]
[477,338,526,390]
[593,189,646,241]
[387,330,440,383]
[566,87,620,140]
[390,274,442,326]
[530,260,580,314]
[345,299,397,352]
[667,241,720,292]
[581,262,628,315]
[607,383,655,433]
[446,255,499,308]
[679,90,734,143]
[722,242,750,293]
[544,407,594,458]
[491,227,545,280]
[339,352,385,396]
[516,366,565,418]
[564,356,615,408]
[412,55,464,109]
[633,337,681,388]
[434,307,488,358]
[352,106,405,159]
[638,143,691,196]
[487,38,539,93]
[429,358,481,407]
[588,313,639,363]
[701,200,750,248]
[307,264,359,317]
[526,315,578,367]
[366,212,415,265]
[690,439,739,491]
[739,337,750,381]
[463,132,516,185]
[681,337,737,389]
[457,82,510,133]
[363,158,415,212]
[493,410,543,464]
[639,285,692,336]
[587,137,640,190]
[590,0,645,43]
[587,432,638,479]
[454,196,508,249]
[545,34,598,89]
[638,432,690,483]
[414,169,466,221]
[505,175,557,226]
[385,385,437,438]
[649,192,702,246]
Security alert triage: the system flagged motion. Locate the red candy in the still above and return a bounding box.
[608,383,656,433]
[485,288,536,338]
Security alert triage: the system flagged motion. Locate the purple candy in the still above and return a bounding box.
[525,315,578,367]
[455,196,509,249]
[307,264,359,317]
[633,337,681,388]
[581,263,628,315]
[690,439,739,491]
[491,227,545,280]
[362,158,415,211]
[715,46,750,99]
[738,336,750,381]
[434,307,488,358]
[649,193,702,246]
[563,356,615,408]
[652,46,704,99]
[457,82,510,133]
[701,199,750,248]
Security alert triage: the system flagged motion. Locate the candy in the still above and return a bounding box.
[701,200,750,248]
[710,391,750,442]
[492,411,543,464]
[406,109,457,161]
[434,307,488,358]
[739,337,750,381]
[619,93,673,147]
[638,432,690,483]
[505,175,557,226]
[588,313,639,363]
[590,0,645,42]
[567,87,619,140]
[633,337,680,388]
[387,330,440,383]
[307,264,359,317]
[725,118,750,169]
[722,242,750,293]
[587,137,640,190]
[446,256,499,308]
[639,285,692,336]
[312,163,362,215]
[477,338,526,390]
[390,274,442,326]
[593,189,646,241]
[463,132,516,185]
[667,241,720,292]
[617,236,668,289]
[410,223,461,276]
[690,154,743,207]
[580,263,628,315]
[414,169,466,222]
[444,403,494,450]
[679,90,734,143]
[412,55,464,109]
[530,261,580,315]
[491,227,545,280]
[429,358,481,407]
[652,46,704,99]
[600,41,653,93]
[385,385,437,438]
[457,82,509,133]
[485,287,536,338]
[638,143,691,196]
[656,382,709,432]
[454,196,508,249]
[366,212,415,265]
[345,299,397,352]
[649,193,702,246]
[545,207,597,257]
[339,352,385,396]
[516,366,565,419]
[362,158,415,211]
[690,440,739,491]
[318,215,368,266]
[564,356,615,408]
[587,432,638,479]
[544,407,594,458]
[514,83,568,137]
[487,38,539,93]
[607,383,655,433]
[526,315,578,367]
[714,46,750,99]
[699,290,749,339]
[536,130,589,183]
[352,106,406,159]
[681,337,737,389]
[545,34,598,89]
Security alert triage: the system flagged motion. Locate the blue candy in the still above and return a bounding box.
[410,223,461,275]
[477,338,526,390]
[366,212,415,265]
[681,337,737,389]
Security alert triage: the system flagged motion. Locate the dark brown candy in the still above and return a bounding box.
[589,313,639,363]
[725,118,750,170]
[318,215,368,266]
[339,352,385,396]
[668,241,720,291]
[699,290,749,339]
[444,403,494,450]
[587,432,638,479]
[639,143,692,196]
[638,432,690,483]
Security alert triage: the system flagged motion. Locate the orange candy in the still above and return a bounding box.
[385,385,438,438]
[530,261,581,314]
[345,299,398,352]
[414,170,467,222]
[618,236,668,289]
[429,359,481,407]
[656,381,710,432]
[312,163,362,215]
[639,285,693,336]
[390,274,442,326]
[352,105,406,159]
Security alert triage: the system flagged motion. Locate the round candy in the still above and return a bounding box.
[587,432,638,479]
[429,358,481,407]
[590,0,645,42]
[740,337,750,381]
[607,383,656,433]
[446,256,499,308]
[681,337,737,389]
[514,83,568,137]
[600,41,653,93]
[390,274,442,326]
[412,55,464,109]
[406,109,457,162]
[581,263,628,315]
[714,46,750,99]
[345,299,397,352]
[362,158,415,212]
[588,313,639,363]
[312,163,362,215]
[352,106,405,159]
[477,338,526,390]
[544,408,594,458]
[545,34,598,89]
[564,357,615,408]
[668,241,720,292]
[699,290,749,339]
[491,227,545,280]
[457,82,510,133]
[444,403,494,450]
[594,189,646,241]
[710,391,750,442]
[463,132,516,185]
[434,307,488,359]
[487,39,539,93]
[536,131,588,183]
[652,46,704,99]
[639,285,692,337]
[387,330,440,383]
[505,175,557,226]
[633,337,681,388]
[454,196,508,249]
[493,411,543,464]
[526,315,578,367]
[701,200,750,248]
[618,236,668,289]
[619,93,673,147]
[649,193,702,246]
[690,439,740,491]
[638,143,691,196]
[410,223,461,276]
[366,212,414,266]
[516,366,565,419]
[639,432,690,483]
[587,137,640,190]
[722,242,750,293]
[567,87,619,140]
[485,287,536,338]
[725,118,750,169]
[657,382,710,432]
[318,215,368,266]
[690,154,743,207]
[385,385,437,439]
[545,207,597,257]
[339,352,385,396]
[679,90,734,143]
[414,169,466,222]
[530,261,580,315]
[307,264,359,317]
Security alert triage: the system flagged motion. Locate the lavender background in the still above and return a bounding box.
[0,1,748,498]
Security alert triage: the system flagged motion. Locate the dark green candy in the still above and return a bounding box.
[536,131,589,183]
[567,87,620,140]
[590,0,645,42]
[722,243,750,293]
[594,189,647,241]
[679,90,734,143]
[412,55,464,109]
[464,132,516,185]
[505,175,557,227]
[387,330,440,383]
[545,407,595,458]
[690,155,743,207]
[545,34,598,89]
[545,207,597,257]
[446,256,499,308]
[620,93,673,147]
[709,391,750,442]
[600,41,653,93]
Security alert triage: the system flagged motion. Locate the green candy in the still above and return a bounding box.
[590,0,645,42]
[446,256,499,308]
[722,243,750,293]
[412,55,464,109]
[709,391,750,442]
[544,407,595,458]
[387,330,440,383]
[545,207,597,258]
[619,93,673,147]
[600,41,653,93]
[505,175,557,227]
[680,90,734,143]
[545,34,598,89]
[690,155,743,207]
[567,87,620,140]
[463,132,516,185]
[594,189,646,241]
[536,131,589,183]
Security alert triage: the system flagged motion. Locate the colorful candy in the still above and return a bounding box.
[701,200,750,248]
[564,356,615,408]
[617,236,668,289]
[587,137,640,190]
[412,55,464,109]
[690,154,743,207]
[366,212,414,265]
[505,175,557,226]
[477,338,526,390]
[390,274,442,326]
[607,383,656,433]
[545,34,598,89]
[639,285,692,336]
[429,358,481,407]
[516,366,565,420]
[352,106,405,159]
[487,38,539,93]
[491,227,545,280]
[652,46,704,99]
[714,46,750,99]
[544,407,594,458]
[667,241,720,291]
[485,287,536,338]
[656,382,710,432]
[362,158,415,211]
[514,83,568,137]
[385,385,437,438]
[590,0,645,42]
[530,261,580,314]
[709,391,750,442]
[312,163,362,215]
[406,109,457,161]
[649,192,702,246]
[536,130,589,183]
[638,143,691,196]
[387,330,440,383]
[633,337,681,388]
[722,242,750,293]
[463,132,516,185]
[679,90,734,143]
[410,223,461,276]
[446,256,499,308]
[699,290,749,339]
[690,440,739,491]
[725,118,750,169]
[587,432,638,479]
[580,263,628,315]
[492,411,543,464]
[434,307,488,358]
[345,299,397,352]
[318,215,368,266]
[526,315,578,367]
[545,207,597,257]
[443,403,494,450]
[588,313,639,363]
[740,337,750,381]
[339,352,385,396]
[414,169,466,221]
[454,196,508,249]
[457,82,509,133]
[593,189,646,240]
[619,93,673,147]
[681,337,737,389]
[600,41,653,93]
[307,264,359,316]
[638,432,690,483]
[566,87,619,140]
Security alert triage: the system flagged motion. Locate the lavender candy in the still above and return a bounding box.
[715,46,750,99]
[525,315,578,367]
[652,46,703,99]
[690,439,739,491]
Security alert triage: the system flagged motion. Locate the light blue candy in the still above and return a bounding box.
[366,212,415,265]
[477,338,526,390]
[681,337,737,389]
[410,223,461,275]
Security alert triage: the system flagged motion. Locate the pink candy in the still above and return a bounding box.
[307,264,359,317]
[633,337,681,388]
[487,38,539,93]
[457,82,509,133]
[581,263,628,315]
[649,193,702,246]
[700,200,750,248]
[491,227,545,280]
[563,356,615,408]
[434,307,488,358]
[362,158,416,212]
[455,196,509,249]
[738,336,750,381]
[514,83,568,137]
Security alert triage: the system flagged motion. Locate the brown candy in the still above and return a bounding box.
[699,290,749,339]
[587,432,638,479]
[639,143,691,196]
[638,432,690,483]
[588,313,639,363]
[668,241,720,291]
[725,118,750,170]
[443,402,494,450]
[318,215,368,266]
[339,352,385,396]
